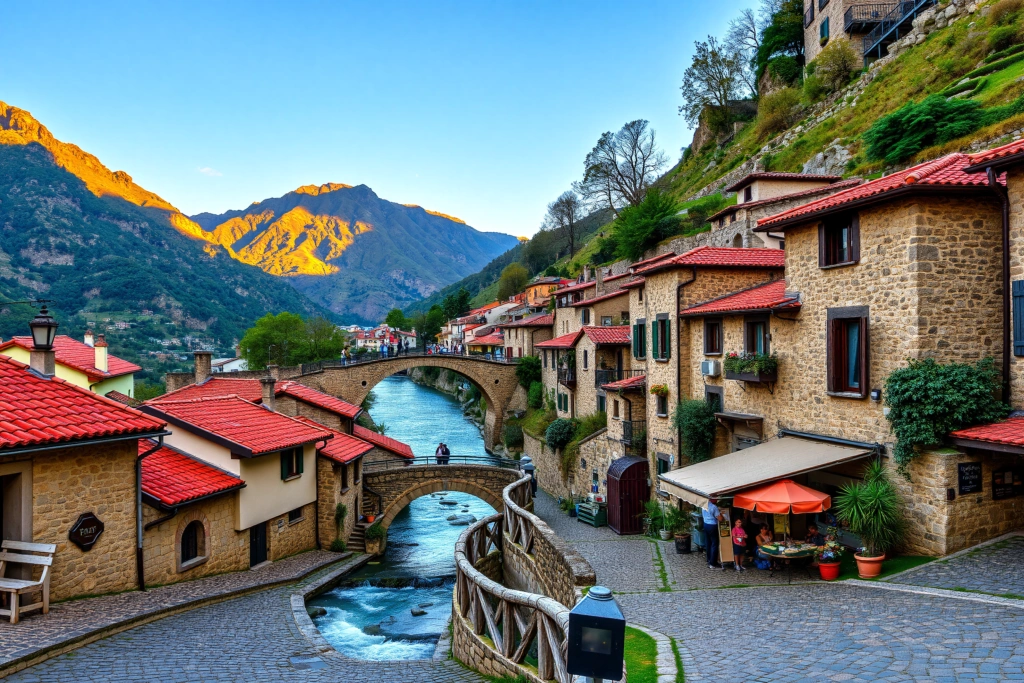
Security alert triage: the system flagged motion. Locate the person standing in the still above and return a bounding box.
[731,518,747,572]
[440,443,451,465]
[435,443,445,464]
[703,497,723,569]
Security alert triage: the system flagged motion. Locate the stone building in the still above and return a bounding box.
[0,353,167,601]
[499,313,553,359]
[0,333,140,397]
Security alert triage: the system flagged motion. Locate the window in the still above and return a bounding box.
[638,288,643,303]
[288,507,304,523]
[597,395,606,413]
[341,461,349,492]
[583,350,589,369]
[582,308,591,325]
[280,447,303,480]
[656,453,671,475]
[652,316,671,361]
[827,307,869,397]
[1014,280,1024,356]
[704,319,723,355]
[819,214,859,267]
[743,186,752,202]
[354,460,362,484]
[744,316,769,355]
[705,386,724,413]
[601,316,613,326]
[820,15,829,42]
[181,521,202,564]
[613,399,620,419]
[633,319,647,359]
[543,350,548,368]
[656,394,668,417]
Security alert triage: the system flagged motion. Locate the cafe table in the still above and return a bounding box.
[758,544,818,583]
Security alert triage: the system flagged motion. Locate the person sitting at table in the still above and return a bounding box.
[731,518,748,572]
[806,524,825,546]
[755,524,774,569]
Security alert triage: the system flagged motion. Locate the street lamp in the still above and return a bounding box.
[567,585,625,683]
[28,306,58,350]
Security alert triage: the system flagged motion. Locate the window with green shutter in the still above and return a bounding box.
[634,319,647,359]
[1015,280,1024,356]
[651,320,659,358]
[652,317,670,360]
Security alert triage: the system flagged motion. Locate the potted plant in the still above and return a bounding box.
[666,504,692,554]
[364,521,387,556]
[814,526,844,581]
[723,352,779,383]
[835,460,906,578]
[649,384,670,398]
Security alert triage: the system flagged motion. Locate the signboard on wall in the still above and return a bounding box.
[718,508,734,564]
[992,469,1020,500]
[68,512,104,551]
[958,462,983,495]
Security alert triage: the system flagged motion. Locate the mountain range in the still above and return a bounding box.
[0,101,516,344]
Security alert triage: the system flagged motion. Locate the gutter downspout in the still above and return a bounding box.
[675,267,698,468]
[314,441,328,551]
[988,166,1012,403]
[137,437,164,592]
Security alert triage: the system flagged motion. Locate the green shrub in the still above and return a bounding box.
[611,189,681,262]
[964,50,1024,79]
[545,418,577,451]
[834,461,906,557]
[802,74,827,102]
[940,77,985,98]
[756,87,803,137]
[864,95,985,164]
[672,399,717,464]
[334,503,348,525]
[574,411,607,441]
[515,355,541,388]
[528,381,544,409]
[989,25,1021,53]
[503,423,524,449]
[329,539,347,553]
[365,522,386,541]
[991,0,1024,26]
[986,42,1024,64]
[765,55,801,85]
[815,39,859,93]
[884,357,1008,470]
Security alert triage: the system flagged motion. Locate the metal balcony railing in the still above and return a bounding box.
[557,367,577,388]
[621,419,647,457]
[595,368,646,387]
[844,3,896,31]
[862,0,936,59]
[804,4,815,27]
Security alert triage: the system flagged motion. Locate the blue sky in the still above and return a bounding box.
[0,1,755,237]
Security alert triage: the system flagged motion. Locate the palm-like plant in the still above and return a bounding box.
[834,460,906,558]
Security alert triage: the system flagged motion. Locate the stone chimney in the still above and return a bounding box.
[260,376,276,412]
[267,364,280,381]
[83,329,95,348]
[94,334,109,373]
[595,267,605,295]
[194,351,212,385]
[29,347,55,377]
[583,265,592,282]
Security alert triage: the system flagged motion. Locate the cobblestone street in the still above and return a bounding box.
[884,533,1024,597]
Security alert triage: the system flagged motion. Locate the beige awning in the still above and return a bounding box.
[658,436,873,508]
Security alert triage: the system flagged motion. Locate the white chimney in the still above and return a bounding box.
[84,329,95,348]
[94,334,109,373]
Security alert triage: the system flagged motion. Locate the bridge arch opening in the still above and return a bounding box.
[377,479,502,532]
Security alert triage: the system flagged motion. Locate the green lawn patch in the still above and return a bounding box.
[624,626,659,683]
[670,636,686,683]
[649,539,672,592]
[521,408,556,439]
[837,553,936,581]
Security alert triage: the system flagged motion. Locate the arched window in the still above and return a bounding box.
[732,233,743,248]
[180,520,206,567]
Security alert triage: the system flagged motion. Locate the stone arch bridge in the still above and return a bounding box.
[293,355,523,450]
[363,463,525,531]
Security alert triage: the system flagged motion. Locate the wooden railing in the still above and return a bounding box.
[455,512,573,682]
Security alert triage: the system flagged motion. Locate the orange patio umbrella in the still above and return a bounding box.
[732,479,831,514]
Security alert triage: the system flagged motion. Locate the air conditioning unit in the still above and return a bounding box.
[701,360,720,377]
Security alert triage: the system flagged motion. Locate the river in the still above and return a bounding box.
[308,374,496,660]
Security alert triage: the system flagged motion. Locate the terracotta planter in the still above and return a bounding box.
[366,515,376,523]
[854,553,886,578]
[818,561,841,581]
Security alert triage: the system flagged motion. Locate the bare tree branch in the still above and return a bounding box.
[544,190,586,257]
[573,120,667,216]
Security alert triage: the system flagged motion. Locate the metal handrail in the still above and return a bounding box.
[595,368,645,387]
[844,3,896,30]
[862,0,935,56]
[362,455,524,473]
[556,367,576,385]
[298,350,521,375]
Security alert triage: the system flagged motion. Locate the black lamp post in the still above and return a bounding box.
[567,585,625,682]
[28,306,58,350]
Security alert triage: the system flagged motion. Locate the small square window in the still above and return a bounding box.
[288,507,303,523]
[601,316,613,326]
[704,319,723,355]
[820,214,859,267]
[743,186,752,202]
[280,448,303,480]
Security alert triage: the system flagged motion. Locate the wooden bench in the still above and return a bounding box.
[0,540,56,624]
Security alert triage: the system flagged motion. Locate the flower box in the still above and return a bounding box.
[724,369,778,383]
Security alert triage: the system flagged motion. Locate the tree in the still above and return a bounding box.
[238,312,308,370]
[442,287,472,321]
[497,262,529,301]
[414,305,446,347]
[755,0,805,82]
[611,189,680,262]
[574,120,668,217]
[544,190,586,257]
[679,36,745,129]
[726,8,760,95]
[515,355,542,389]
[384,308,408,330]
[815,38,859,93]
[298,316,346,363]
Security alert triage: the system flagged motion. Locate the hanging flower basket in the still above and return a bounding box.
[649,384,670,397]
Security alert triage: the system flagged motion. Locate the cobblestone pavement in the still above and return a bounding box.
[617,584,1024,682]
[6,559,485,683]
[884,534,1024,597]
[0,549,348,669]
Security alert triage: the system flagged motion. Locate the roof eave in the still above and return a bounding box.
[964,152,1024,174]
[950,437,1024,455]
[0,429,171,457]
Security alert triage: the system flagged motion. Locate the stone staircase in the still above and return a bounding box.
[345,496,380,553]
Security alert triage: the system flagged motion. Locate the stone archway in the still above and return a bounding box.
[293,356,521,450]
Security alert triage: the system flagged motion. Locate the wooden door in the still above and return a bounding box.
[249,522,268,567]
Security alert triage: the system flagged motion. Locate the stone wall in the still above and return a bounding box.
[268,502,317,561]
[1005,168,1024,407]
[142,493,248,587]
[32,442,138,600]
[525,431,575,500]
[316,456,361,549]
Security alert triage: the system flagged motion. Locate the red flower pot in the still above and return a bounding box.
[818,561,841,581]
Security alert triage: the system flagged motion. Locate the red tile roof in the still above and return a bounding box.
[353,425,414,458]
[501,314,554,328]
[469,333,504,346]
[724,172,843,192]
[602,374,646,391]
[276,381,361,420]
[602,272,635,283]
[708,179,864,222]
[629,252,676,269]
[568,289,629,307]
[140,439,244,507]
[950,417,1024,448]
[582,326,631,345]
[534,330,584,349]
[150,377,264,403]
[293,417,373,464]
[637,246,786,274]
[0,335,141,381]
[555,280,597,295]
[679,280,801,317]
[0,355,166,452]
[757,153,997,230]
[966,139,1024,169]
[469,301,502,314]
[105,390,141,407]
[143,396,333,456]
